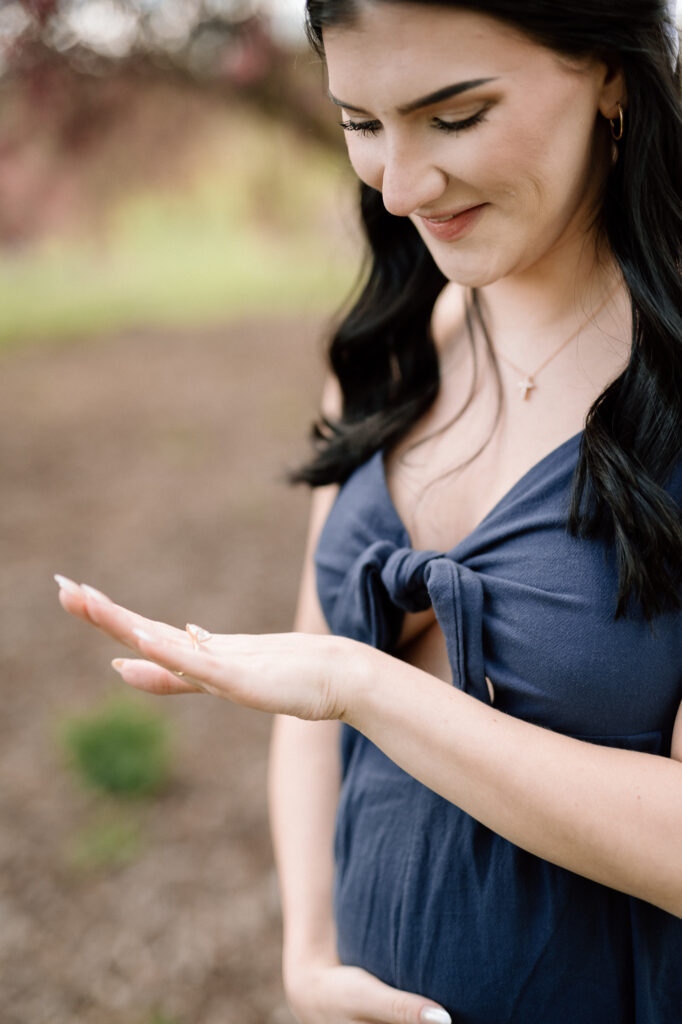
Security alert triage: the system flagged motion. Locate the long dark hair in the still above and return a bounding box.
[295,0,682,622]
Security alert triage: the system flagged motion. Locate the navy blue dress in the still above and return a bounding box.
[315,431,682,1023]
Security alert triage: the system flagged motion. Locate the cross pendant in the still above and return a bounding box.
[517,376,536,400]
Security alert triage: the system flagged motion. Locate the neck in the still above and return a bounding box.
[477,231,626,360]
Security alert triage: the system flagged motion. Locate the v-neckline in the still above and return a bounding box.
[379,429,583,554]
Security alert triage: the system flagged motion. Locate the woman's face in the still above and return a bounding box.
[323,3,624,287]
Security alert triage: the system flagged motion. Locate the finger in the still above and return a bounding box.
[76,583,186,651]
[417,1010,451,1024]
[111,658,205,696]
[55,574,91,622]
[346,970,452,1024]
[55,575,180,645]
[130,627,222,694]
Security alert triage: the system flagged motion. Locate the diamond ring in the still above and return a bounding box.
[186,623,213,649]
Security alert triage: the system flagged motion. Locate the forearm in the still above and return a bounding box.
[268,714,341,972]
[342,644,682,916]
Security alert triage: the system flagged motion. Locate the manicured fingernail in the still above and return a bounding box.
[111,659,126,674]
[133,628,153,643]
[81,584,110,602]
[54,574,81,595]
[420,1010,452,1024]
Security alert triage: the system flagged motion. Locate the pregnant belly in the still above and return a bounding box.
[334,733,633,1023]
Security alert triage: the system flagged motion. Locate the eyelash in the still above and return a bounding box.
[339,108,489,138]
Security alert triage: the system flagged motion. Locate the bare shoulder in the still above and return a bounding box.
[320,372,342,420]
[430,282,469,354]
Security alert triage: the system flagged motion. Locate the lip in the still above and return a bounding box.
[418,203,487,242]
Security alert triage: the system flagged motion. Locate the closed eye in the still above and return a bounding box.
[433,108,489,133]
[339,107,489,138]
[339,118,382,137]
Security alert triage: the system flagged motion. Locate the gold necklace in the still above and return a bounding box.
[495,290,616,400]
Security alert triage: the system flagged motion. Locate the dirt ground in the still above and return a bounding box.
[0,317,331,1024]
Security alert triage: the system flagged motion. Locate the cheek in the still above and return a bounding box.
[345,140,384,191]
[472,115,550,205]
[480,99,598,219]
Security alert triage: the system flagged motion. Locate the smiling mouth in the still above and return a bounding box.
[418,203,487,241]
[422,204,481,222]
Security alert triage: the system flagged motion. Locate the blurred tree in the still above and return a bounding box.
[5,0,299,80]
[0,0,339,244]
[22,0,58,24]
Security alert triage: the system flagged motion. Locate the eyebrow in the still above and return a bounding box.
[328,78,498,115]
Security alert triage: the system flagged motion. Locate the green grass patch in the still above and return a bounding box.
[60,695,171,799]
[0,117,356,349]
[0,230,350,348]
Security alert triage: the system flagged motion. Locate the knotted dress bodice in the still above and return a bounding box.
[315,432,682,1023]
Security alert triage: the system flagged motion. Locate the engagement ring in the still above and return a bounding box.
[186,623,213,649]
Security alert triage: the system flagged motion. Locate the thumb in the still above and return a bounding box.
[354,971,451,1024]
[417,1010,452,1024]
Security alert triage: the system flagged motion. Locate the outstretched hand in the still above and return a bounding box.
[54,574,356,721]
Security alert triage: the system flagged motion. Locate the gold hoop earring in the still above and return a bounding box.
[609,103,624,142]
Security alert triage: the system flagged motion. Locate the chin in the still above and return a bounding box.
[428,252,509,289]
[425,231,543,288]
[414,228,512,287]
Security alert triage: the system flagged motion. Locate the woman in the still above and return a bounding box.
[56,1,682,1021]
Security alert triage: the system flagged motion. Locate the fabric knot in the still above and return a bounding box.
[323,539,489,702]
[328,540,406,651]
[381,548,443,613]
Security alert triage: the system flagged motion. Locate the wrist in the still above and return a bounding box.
[282,938,340,993]
[281,912,339,973]
[337,640,387,729]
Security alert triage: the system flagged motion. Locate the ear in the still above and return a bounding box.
[597,57,627,119]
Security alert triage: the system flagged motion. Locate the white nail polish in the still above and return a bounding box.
[111,659,126,673]
[54,574,81,595]
[81,583,110,602]
[420,1009,452,1024]
[133,628,153,643]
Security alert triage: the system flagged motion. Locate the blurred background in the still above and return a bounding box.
[1,3,680,1023]
[0,2,358,1022]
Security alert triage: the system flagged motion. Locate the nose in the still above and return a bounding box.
[379,140,448,218]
